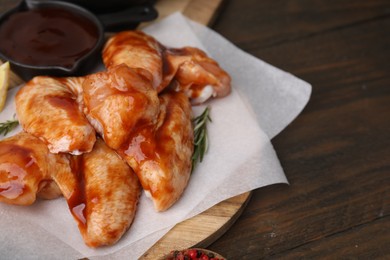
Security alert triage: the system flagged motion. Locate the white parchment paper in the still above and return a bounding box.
[0,13,311,259]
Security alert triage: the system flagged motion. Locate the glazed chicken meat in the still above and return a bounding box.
[0,132,70,205]
[103,31,231,104]
[0,30,231,247]
[118,90,194,211]
[15,76,96,155]
[0,133,140,247]
[82,64,160,150]
[64,138,141,247]
[103,31,164,90]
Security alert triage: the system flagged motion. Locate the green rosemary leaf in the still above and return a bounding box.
[191,107,211,172]
[0,119,19,136]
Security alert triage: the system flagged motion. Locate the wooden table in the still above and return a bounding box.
[1,0,388,259]
[205,0,390,258]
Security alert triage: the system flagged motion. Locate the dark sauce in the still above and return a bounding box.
[45,94,81,123]
[67,156,87,230]
[0,7,99,68]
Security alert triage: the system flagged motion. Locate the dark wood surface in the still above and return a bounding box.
[1,0,389,259]
[207,0,390,259]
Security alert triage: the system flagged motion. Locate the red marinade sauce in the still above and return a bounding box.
[0,7,99,68]
[67,156,87,230]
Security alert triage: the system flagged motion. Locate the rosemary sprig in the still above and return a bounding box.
[0,119,19,136]
[192,107,211,172]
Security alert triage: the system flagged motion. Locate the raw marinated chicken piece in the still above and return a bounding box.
[165,47,231,104]
[0,133,141,248]
[102,30,231,103]
[83,64,192,211]
[15,76,96,155]
[0,132,71,205]
[102,30,163,90]
[82,64,160,150]
[59,138,141,247]
[118,90,194,211]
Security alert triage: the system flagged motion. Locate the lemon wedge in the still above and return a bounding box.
[0,61,11,112]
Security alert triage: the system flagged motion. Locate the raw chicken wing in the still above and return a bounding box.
[0,132,71,205]
[82,64,160,150]
[15,76,96,154]
[84,64,194,211]
[102,30,231,103]
[60,139,141,247]
[103,31,163,90]
[165,47,231,104]
[0,133,141,247]
[119,90,194,211]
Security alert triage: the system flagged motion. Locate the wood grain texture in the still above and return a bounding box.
[207,0,390,259]
[141,192,251,259]
[181,0,224,26]
[142,0,223,27]
[273,217,390,259]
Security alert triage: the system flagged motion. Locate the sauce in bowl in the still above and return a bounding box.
[0,7,99,69]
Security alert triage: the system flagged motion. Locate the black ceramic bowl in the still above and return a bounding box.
[43,0,158,31]
[0,0,157,81]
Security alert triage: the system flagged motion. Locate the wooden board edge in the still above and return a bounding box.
[140,0,225,28]
[141,192,252,259]
[182,0,225,26]
[194,192,252,248]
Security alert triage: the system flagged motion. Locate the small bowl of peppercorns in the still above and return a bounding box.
[164,248,226,260]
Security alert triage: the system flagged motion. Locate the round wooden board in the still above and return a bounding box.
[140,191,252,259]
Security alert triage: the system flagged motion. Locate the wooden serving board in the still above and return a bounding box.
[142,0,224,27]
[141,192,251,259]
[140,1,252,259]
